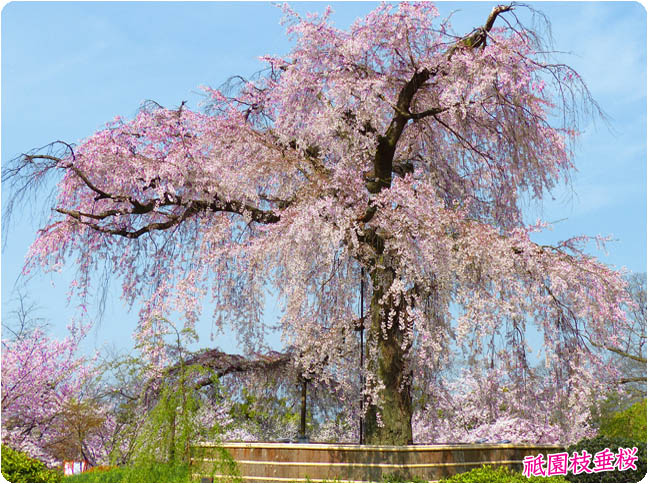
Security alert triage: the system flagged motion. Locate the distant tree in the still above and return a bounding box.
[4,3,633,444]
[43,398,113,465]
[609,273,646,399]
[587,272,646,433]
[1,315,97,464]
[0,292,119,465]
[2,290,49,341]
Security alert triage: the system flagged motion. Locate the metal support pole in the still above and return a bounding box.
[299,377,308,442]
[359,267,365,445]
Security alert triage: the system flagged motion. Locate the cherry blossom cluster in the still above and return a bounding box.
[412,365,610,445]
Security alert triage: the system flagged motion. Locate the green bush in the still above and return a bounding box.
[565,436,647,483]
[599,399,647,442]
[1,444,61,483]
[61,462,190,483]
[105,329,239,482]
[381,471,428,482]
[439,464,567,483]
[60,458,241,483]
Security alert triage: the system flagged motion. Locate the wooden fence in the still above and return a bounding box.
[191,441,563,482]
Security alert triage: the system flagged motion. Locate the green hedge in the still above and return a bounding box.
[439,464,566,483]
[1,445,61,483]
[565,436,646,483]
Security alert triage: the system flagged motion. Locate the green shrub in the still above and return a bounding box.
[439,464,567,483]
[382,471,428,482]
[81,465,116,474]
[61,459,241,483]
[599,399,647,442]
[1,444,61,483]
[190,445,240,483]
[565,436,646,483]
[61,461,190,482]
[107,328,239,482]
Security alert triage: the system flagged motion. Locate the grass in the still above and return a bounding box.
[61,462,192,483]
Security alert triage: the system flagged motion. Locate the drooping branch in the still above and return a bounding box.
[55,205,199,239]
[55,195,281,239]
[31,154,283,238]
[177,348,293,382]
[142,349,294,406]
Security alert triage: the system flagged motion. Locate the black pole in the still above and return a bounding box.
[359,267,365,445]
[299,376,307,442]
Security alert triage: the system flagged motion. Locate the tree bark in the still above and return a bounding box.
[364,262,413,445]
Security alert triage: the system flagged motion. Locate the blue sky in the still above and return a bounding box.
[1,2,646,357]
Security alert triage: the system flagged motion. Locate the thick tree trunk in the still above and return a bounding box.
[364,264,413,445]
[358,10,516,445]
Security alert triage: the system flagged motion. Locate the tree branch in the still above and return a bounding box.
[142,349,294,405]
[618,377,648,384]
[362,3,514,222]
[589,340,647,364]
